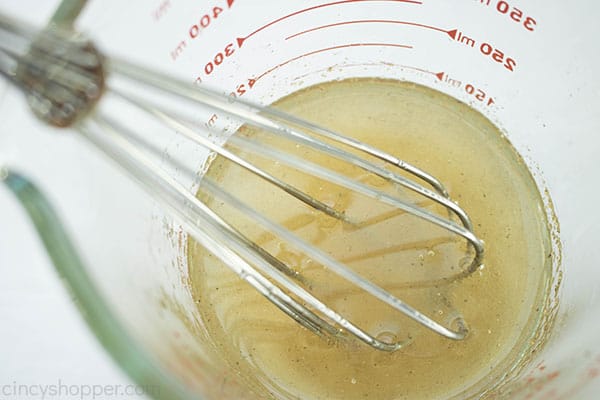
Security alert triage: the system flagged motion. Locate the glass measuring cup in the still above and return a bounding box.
[1,0,599,398]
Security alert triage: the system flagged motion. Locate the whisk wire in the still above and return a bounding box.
[109,58,483,272]
[81,113,408,350]
[111,59,478,233]
[92,88,471,343]
[0,10,484,351]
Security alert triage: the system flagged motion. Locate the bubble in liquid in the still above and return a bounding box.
[375,331,399,344]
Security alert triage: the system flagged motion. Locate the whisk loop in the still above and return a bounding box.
[0,11,484,351]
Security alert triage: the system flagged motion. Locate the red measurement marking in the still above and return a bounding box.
[172,0,236,61]
[253,42,412,83]
[228,78,256,98]
[404,66,436,75]
[447,30,516,72]
[387,65,436,76]
[236,0,422,47]
[205,114,218,128]
[435,72,496,106]
[466,84,495,106]
[477,0,537,32]
[292,62,436,82]
[189,0,235,40]
[202,43,236,75]
[170,40,187,61]
[446,29,459,40]
[548,371,560,380]
[286,19,446,40]
[151,0,171,21]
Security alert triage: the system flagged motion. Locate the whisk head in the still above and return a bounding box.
[0,15,104,127]
[0,12,484,351]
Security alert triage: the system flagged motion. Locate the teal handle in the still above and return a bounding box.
[50,0,88,28]
[2,169,192,400]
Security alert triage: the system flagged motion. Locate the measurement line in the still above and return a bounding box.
[286,19,447,40]
[410,67,439,76]
[291,62,390,81]
[253,42,413,83]
[290,62,438,83]
[236,0,422,47]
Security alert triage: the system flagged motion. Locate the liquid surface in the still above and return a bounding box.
[187,79,553,399]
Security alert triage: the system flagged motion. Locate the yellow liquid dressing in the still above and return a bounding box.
[187,79,554,399]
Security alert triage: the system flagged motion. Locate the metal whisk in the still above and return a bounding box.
[0,12,484,352]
